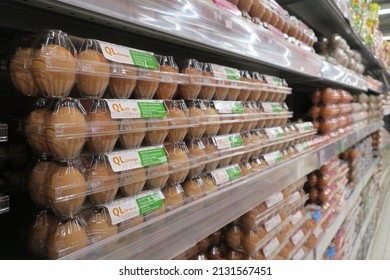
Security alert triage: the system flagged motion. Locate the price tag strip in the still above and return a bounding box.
[213,101,244,114]
[213,133,244,150]
[105,190,164,225]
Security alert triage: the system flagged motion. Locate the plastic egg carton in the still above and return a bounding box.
[10,30,292,101]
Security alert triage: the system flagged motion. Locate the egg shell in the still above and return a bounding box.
[10,47,39,96]
[188,142,206,176]
[147,162,170,189]
[167,146,190,183]
[187,106,206,138]
[179,67,202,99]
[168,107,188,142]
[87,208,118,242]
[225,225,243,249]
[134,69,159,99]
[182,177,204,201]
[202,176,218,194]
[28,160,52,208]
[76,49,110,98]
[155,65,178,99]
[198,71,216,100]
[119,119,146,149]
[28,211,58,257]
[145,118,169,145]
[162,184,185,210]
[249,0,267,18]
[121,167,146,196]
[25,107,50,154]
[109,63,137,98]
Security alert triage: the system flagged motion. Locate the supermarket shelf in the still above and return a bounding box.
[280,0,390,79]
[10,0,323,78]
[0,193,9,214]
[0,123,7,143]
[314,157,380,260]
[320,61,368,92]
[61,121,382,260]
[366,76,387,95]
[348,195,380,260]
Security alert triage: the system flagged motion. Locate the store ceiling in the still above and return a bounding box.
[376,0,390,37]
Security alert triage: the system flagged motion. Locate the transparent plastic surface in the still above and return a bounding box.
[0,193,9,214]
[0,123,7,142]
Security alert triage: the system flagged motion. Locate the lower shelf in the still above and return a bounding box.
[61,121,383,260]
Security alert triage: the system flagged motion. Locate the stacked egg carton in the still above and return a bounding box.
[309,88,353,136]
[351,93,382,127]
[372,128,389,156]
[11,29,317,259]
[228,0,317,48]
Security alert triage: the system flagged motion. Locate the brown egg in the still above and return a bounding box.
[243,230,259,255]
[309,187,319,202]
[237,0,253,12]
[202,176,218,194]
[179,67,202,99]
[197,236,210,252]
[167,145,190,183]
[121,167,146,196]
[87,208,118,242]
[226,85,240,101]
[350,148,359,160]
[204,107,220,136]
[10,47,39,96]
[28,159,52,208]
[162,184,185,210]
[87,155,119,205]
[187,105,206,139]
[168,105,188,142]
[251,72,264,102]
[198,68,216,100]
[155,65,178,99]
[46,162,87,218]
[321,88,340,104]
[25,107,50,154]
[47,218,89,259]
[119,119,146,148]
[210,230,223,245]
[237,71,252,101]
[76,49,110,98]
[249,0,267,18]
[321,105,338,118]
[32,44,76,98]
[28,211,58,257]
[310,89,321,104]
[87,102,119,154]
[119,216,144,232]
[134,69,159,99]
[182,177,204,201]
[145,118,169,145]
[109,63,137,98]
[147,162,170,188]
[214,82,230,101]
[309,106,321,119]
[188,141,206,176]
[46,100,88,160]
[219,116,234,135]
[318,190,328,204]
[204,140,219,171]
[319,174,330,188]
[225,225,243,249]
[308,173,318,188]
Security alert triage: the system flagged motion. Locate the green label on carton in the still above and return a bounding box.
[136,192,164,215]
[138,147,167,167]
[225,67,240,81]
[228,134,244,147]
[226,166,242,181]
[138,102,167,118]
[232,102,244,114]
[129,50,158,70]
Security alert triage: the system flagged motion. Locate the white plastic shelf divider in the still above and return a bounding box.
[60,121,382,260]
[314,157,380,260]
[348,195,380,260]
[0,193,9,214]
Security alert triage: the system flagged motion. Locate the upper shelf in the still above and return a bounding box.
[279,0,390,81]
[61,121,383,260]
[7,0,377,93]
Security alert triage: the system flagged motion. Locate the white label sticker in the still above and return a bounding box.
[293,248,305,260]
[214,135,232,150]
[106,145,166,172]
[291,230,304,246]
[105,190,164,224]
[295,122,313,133]
[105,99,166,119]
[291,211,303,226]
[265,214,282,232]
[263,151,282,165]
[210,64,240,80]
[209,164,242,185]
[213,101,243,114]
[265,192,284,208]
[262,102,282,113]
[105,196,139,225]
[264,127,284,139]
[290,191,301,204]
[263,237,280,258]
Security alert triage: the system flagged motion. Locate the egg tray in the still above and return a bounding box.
[264,212,312,260]
[284,229,313,260]
[37,126,316,203]
[23,99,293,141]
[12,53,292,100]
